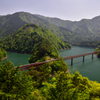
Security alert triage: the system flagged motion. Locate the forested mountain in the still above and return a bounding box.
[0,13,27,40]
[0,12,77,44]
[36,14,100,32]
[74,41,100,48]
[1,12,100,45]
[0,23,71,54]
[37,14,100,43]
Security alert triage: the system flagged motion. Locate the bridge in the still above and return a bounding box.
[19,51,99,71]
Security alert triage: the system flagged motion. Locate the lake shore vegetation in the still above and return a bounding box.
[1,59,100,99]
[0,23,71,54]
[0,47,7,61]
[94,45,100,58]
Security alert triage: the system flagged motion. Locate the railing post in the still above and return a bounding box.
[71,58,73,65]
[83,56,85,62]
[92,54,93,59]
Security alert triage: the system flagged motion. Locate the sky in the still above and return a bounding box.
[0,0,100,21]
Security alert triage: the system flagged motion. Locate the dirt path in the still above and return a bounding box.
[66,69,69,73]
[1,56,7,61]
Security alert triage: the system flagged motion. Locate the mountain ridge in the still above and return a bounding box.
[0,12,77,44]
[36,13,100,43]
[1,12,100,44]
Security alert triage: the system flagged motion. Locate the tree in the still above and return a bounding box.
[0,60,33,100]
[0,47,7,61]
[95,45,100,58]
[28,39,59,63]
[25,66,51,89]
[41,71,90,100]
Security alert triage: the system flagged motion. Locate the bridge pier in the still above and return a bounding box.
[92,54,93,59]
[71,58,73,65]
[83,56,85,62]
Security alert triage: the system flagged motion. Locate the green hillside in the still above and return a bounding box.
[19,12,78,43]
[74,41,100,48]
[1,12,100,45]
[28,39,59,63]
[0,23,71,54]
[0,47,7,60]
[0,13,27,40]
[37,15,100,43]
[0,12,78,44]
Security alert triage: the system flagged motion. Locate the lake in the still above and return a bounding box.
[59,46,100,82]
[3,46,100,82]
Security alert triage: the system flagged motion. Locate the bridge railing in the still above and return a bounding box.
[63,51,99,60]
[17,51,100,71]
[19,58,60,71]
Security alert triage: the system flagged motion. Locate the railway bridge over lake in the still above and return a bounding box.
[19,51,99,71]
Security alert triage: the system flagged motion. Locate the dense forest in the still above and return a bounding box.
[0,12,77,44]
[28,39,59,63]
[0,43,100,99]
[73,41,100,48]
[2,12,100,45]
[1,12,100,99]
[0,47,7,60]
[36,14,100,44]
[0,23,71,54]
[94,45,100,58]
[1,59,100,100]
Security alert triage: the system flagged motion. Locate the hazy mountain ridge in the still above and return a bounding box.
[1,12,100,44]
[18,12,79,43]
[0,13,27,40]
[37,14,100,42]
[0,12,81,44]
[36,14,100,31]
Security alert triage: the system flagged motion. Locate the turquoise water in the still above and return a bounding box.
[59,46,100,82]
[3,46,100,82]
[2,52,31,66]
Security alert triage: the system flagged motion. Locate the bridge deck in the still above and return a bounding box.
[63,51,98,60]
[18,51,99,71]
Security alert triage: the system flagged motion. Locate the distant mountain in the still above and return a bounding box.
[74,41,100,48]
[0,12,77,44]
[0,13,27,40]
[37,15,100,42]
[1,12,100,45]
[0,23,71,54]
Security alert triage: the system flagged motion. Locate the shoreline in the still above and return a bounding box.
[1,56,7,61]
[6,47,72,54]
[58,47,71,51]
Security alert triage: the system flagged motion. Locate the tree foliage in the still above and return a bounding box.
[28,39,59,63]
[1,23,71,54]
[41,71,100,100]
[0,47,7,60]
[1,59,100,99]
[74,41,100,48]
[25,58,68,88]
[94,45,100,58]
[0,60,33,100]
